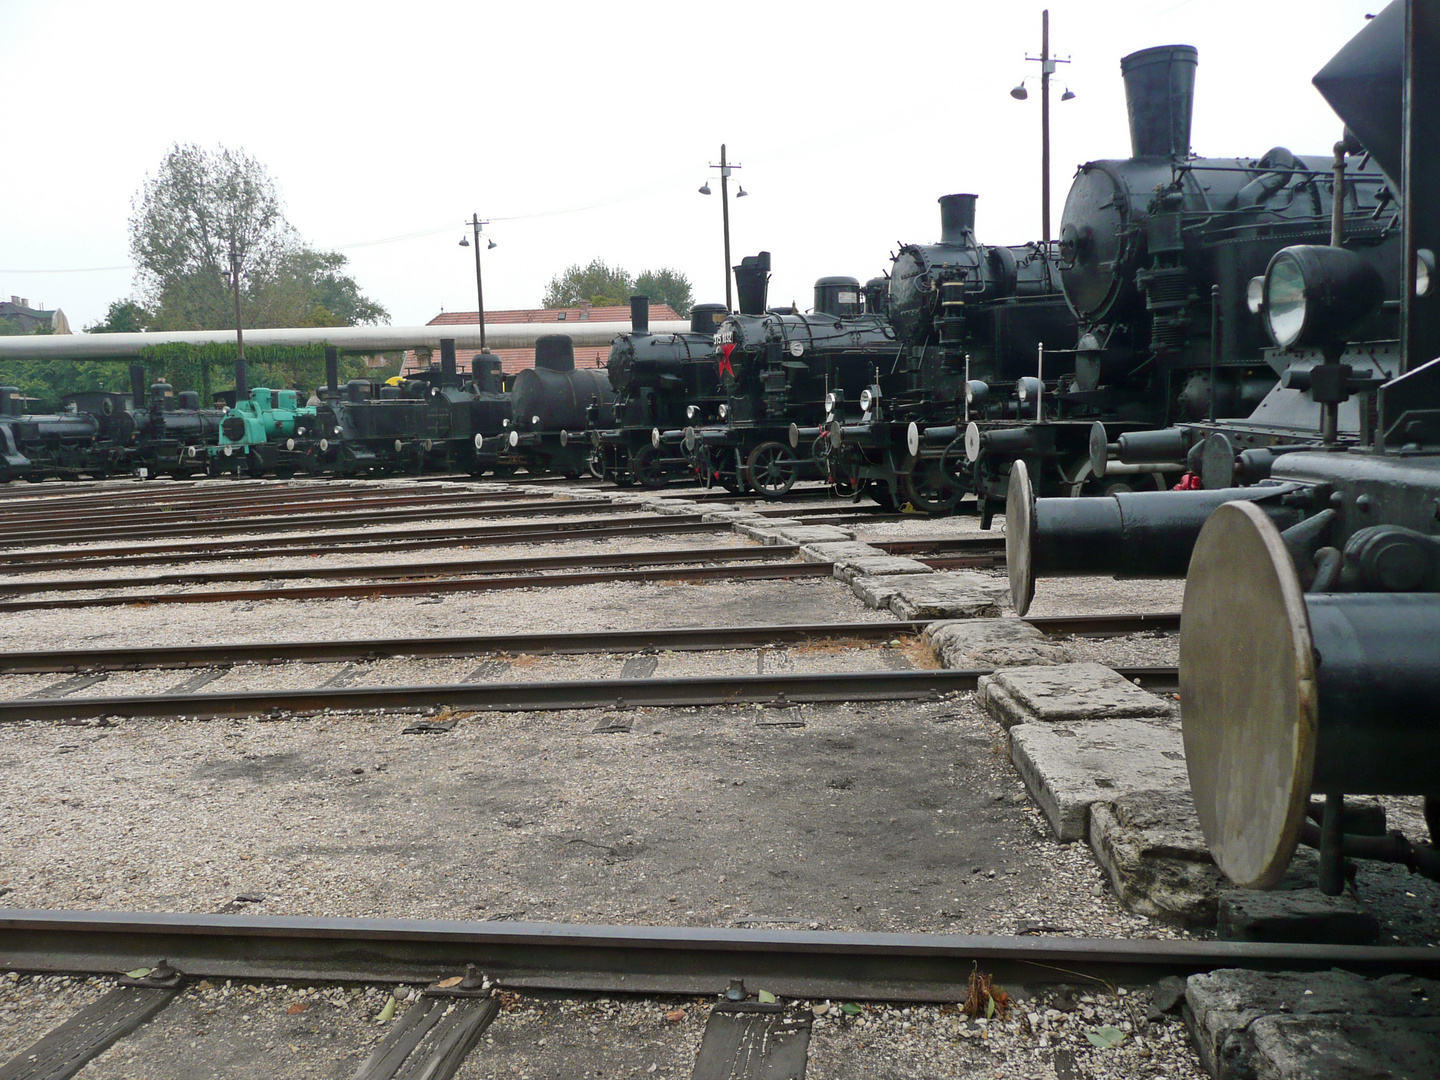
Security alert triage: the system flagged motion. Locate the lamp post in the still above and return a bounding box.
[458,214,495,350]
[226,242,247,399]
[699,145,746,311]
[1010,9,1073,243]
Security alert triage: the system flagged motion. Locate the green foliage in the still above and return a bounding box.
[128,143,388,332]
[0,317,26,337]
[0,360,134,410]
[135,342,396,399]
[633,267,693,318]
[542,260,694,316]
[85,300,153,334]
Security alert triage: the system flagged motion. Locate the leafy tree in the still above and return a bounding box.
[633,268,693,318]
[542,259,633,308]
[543,260,693,316]
[85,300,153,334]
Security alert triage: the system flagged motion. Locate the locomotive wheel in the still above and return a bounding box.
[899,458,962,515]
[745,441,797,499]
[629,445,667,489]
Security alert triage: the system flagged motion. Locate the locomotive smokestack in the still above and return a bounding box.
[130,364,147,408]
[733,251,772,316]
[325,346,339,394]
[440,338,457,380]
[1120,45,1198,159]
[939,194,977,245]
[629,295,650,335]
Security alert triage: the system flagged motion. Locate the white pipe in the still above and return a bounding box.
[0,321,694,361]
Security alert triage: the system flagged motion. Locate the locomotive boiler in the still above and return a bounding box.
[506,334,615,477]
[590,297,727,487]
[1012,0,1440,897]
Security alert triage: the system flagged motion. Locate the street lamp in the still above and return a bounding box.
[698,144,745,312]
[1012,9,1074,243]
[225,242,247,399]
[458,214,495,350]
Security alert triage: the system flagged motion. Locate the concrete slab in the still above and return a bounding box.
[1089,790,1227,926]
[798,541,889,565]
[765,525,857,546]
[1186,969,1440,1080]
[849,574,909,610]
[833,555,934,585]
[1008,719,1188,842]
[924,619,1074,670]
[977,662,1173,728]
[734,520,800,541]
[1218,887,1379,945]
[886,572,1009,620]
[649,500,702,516]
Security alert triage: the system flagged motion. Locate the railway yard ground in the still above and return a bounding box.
[0,475,1436,1080]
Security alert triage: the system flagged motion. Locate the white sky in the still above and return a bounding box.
[0,0,1378,330]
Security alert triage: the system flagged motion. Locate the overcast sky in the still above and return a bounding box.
[0,0,1378,331]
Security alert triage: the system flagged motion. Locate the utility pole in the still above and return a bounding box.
[469,214,489,351]
[700,146,744,311]
[228,243,248,398]
[1015,10,1072,244]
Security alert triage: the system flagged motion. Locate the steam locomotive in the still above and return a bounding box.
[588,297,728,487]
[504,334,615,478]
[1010,0,1440,896]
[679,252,900,497]
[823,194,1074,512]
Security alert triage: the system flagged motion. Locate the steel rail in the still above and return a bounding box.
[0,487,533,529]
[0,909,1432,998]
[1027,613,1182,636]
[0,543,803,595]
[0,620,928,675]
[0,518,728,572]
[0,666,1179,723]
[0,496,624,548]
[0,559,838,612]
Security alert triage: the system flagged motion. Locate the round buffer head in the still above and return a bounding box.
[1005,459,1037,617]
[1180,500,1317,889]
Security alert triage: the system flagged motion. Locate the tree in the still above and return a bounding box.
[85,300,152,334]
[542,259,633,308]
[128,143,387,332]
[634,268,693,318]
[542,260,693,316]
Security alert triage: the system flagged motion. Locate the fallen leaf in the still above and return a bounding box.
[757,990,777,1004]
[1086,1025,1126,1049]
[286,1003,309,1015]
[841,1002,862,1016]
[124,968,153,979]
[664,1009,686,1023]
[375,995,397,1023]
[434,976,464,989]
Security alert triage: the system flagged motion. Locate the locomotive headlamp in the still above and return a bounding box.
[965,380,990,405]
[1418,249,1435,297]
[531,415,540,426]
[686,404,699,420]
[333,425,342,435]
[1261,245,1384,351]
[859,389,873,412]
[824,392,839,411]
[1016,377,1043,402]
[718,403,729,419]
[1246,276,1265,315]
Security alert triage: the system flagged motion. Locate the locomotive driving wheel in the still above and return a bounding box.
[745,441,797,499]
[629,444,667,489]
[898,456,962,515]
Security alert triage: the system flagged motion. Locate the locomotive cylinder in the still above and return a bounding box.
[1005,459,1305,615]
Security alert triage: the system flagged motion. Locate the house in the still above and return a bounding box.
[407,301,682,377]
[0,296,70,334]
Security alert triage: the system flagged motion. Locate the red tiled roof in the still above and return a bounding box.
[410,303,682,376]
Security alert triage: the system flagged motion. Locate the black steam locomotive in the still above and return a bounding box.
[504,334,615,478]
[680,252,900,497]
[1011,0,1440,897]
[823,193,1074,512]
[959,42,1395,516]
[589,297,727,487]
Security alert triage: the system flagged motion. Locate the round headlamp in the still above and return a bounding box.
[965,380,989,405]
[1418,249,1435,298]
[825,392,838,410]
[474,434,484,450]
[718,403,729,420]
[859,388,873,412]
[686,405,699,420]
[1261,245,1384,351]
[1246,276,1265,315]
[1016,377,1043,402]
